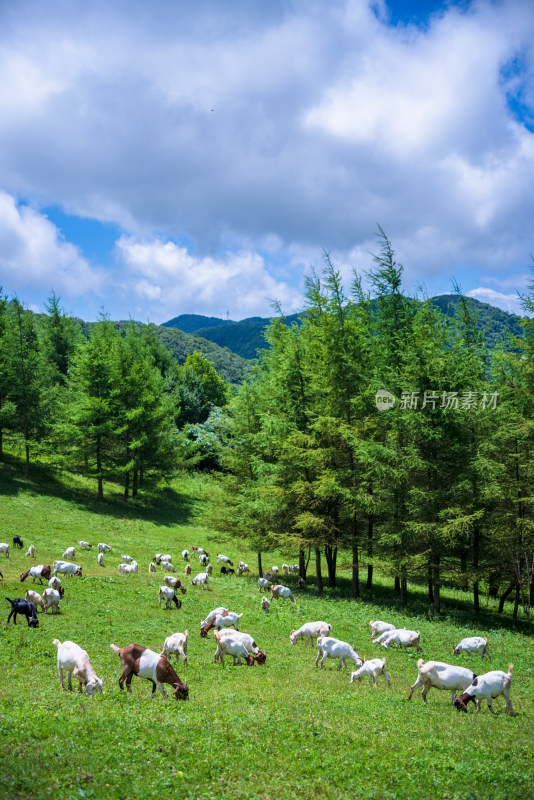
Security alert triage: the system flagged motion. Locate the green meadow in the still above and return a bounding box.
[0,456,533,800]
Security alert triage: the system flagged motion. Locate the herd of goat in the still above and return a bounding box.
[1,535,517,716]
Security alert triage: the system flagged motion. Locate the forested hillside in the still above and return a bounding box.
[162,297,522,360]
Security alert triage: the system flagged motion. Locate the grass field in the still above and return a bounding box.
[0,455,533,800]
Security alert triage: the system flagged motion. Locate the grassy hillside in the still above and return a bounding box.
[0,454,533,800]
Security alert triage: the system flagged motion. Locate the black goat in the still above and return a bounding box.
[5,597,39,627]
[12,535,24,549]
[220,566,235,575]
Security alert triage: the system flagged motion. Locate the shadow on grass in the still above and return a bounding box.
[282,573,532,636]
[0,453,196,527]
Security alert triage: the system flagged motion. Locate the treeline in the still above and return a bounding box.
[205,232,534,622]
[0,292,230,498]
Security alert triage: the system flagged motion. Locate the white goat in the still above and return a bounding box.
[369,620,396,641]
[158,585,180,609]
[182,550,190,561]
[213,630,254,666]
[43,588,61,614]
[149,562,157,573]
[350,658,391,688]
[97,552,105,567]
[261,596,270,612]
[98,543,112,553]
[270,584,295,603]
[62,547,76,559]
[121,554,135,564]
[0,543,10,558]
[214,629,266,663]
[25,545,35,558]
[161,560,176,573]
[453,636,491,660]
[289,564,299,574]
[271,566,279,575]
[408,659,476,705]
[217,554,233,564]
[118,561,138,575]
[237,562,250,575]
[48,576,62,591]
[316,637,364,671]
[162,631,189,666]
[52,561,82,577]
[200,607,229,629]
[78,541,92,550]
[191,572,209,589]
[381,629,422,653]
[53,639,104,694]
[454,664,515,715]
[206,563,213,576]
[290,621,332,647]
[25,590,45,612]
[258,577,271,591]
[282,564,290,574]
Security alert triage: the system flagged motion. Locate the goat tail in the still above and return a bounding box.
[110,644,122,655]
[508,663,514,677]
[53,638,62,647]
[5,597,14,605]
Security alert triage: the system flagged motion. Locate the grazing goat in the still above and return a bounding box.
[237,562,250,575]
[191,572,209,589]
[199,554,210,566]
[48,576,62,592]
[97,552,105,567]
[20,564,51,584]
[258,577,271,591]
[53,639,104,694]
[25,545,35,558]
[315,637,364,671]
[62,547,76,559]
[148,562,157,573]
[369,620,396,641]
[408,659,476,705]
[200,611,243,637]
[261,596,270,612]
[282,564,290,575]
[350,658,391,688]
[182,550,189,561]
[43,588,61,614]
[162,631,189,666]
[6,597,39,626]
[381,629,422,653]
[0,543,9,559]
[213,630,254,666]
[217,554,233,565]
[164,575,187,594]
[110,643,189,700]
[453,636,491,660]
[200,607,229,630]
[220,566,235,575]
[184,564,192,576]
[161,560,176,573]
[78,541,92,549]
[98,542,112,553]
[290,621,332,647]
[271,566,279,575]
[152,553,172,565]
[454,664,515,715]
[13,535,24,549]
[290,564,299,574]
[270,584,295,603]
[118,562,138,575]
[25,589,45,612]
[52,561,82,577]
[192,547,208,557]
[206,563,213,576]
[121,554,135,564]
[214,628,266,663]
[297,577,306,590]
[158,585,181,610]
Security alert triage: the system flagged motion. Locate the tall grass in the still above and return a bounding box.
[0,455,533,800]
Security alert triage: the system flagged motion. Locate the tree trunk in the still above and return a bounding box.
[394,576,400,594]
[512,583,520,623]
[96,434,104,501]
[25,442,30,479]
[299,548,307,580]
[498,582,516,614]
[460,549,468,591]
[124,468,130,501]
[488,572,500,598]
[427,554,433,603]
[433,552,440,612]
[400,571,408,608]
[366,514,373,590]
[324,545,337,588]
[132,467,138,499]
[473,525,480,613]
[257,551,263,578]
[315,548,323,593]
[352,518,359,599]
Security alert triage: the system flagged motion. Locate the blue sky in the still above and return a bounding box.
[0,0,533,323]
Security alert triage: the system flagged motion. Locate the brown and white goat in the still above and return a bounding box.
[110,643,189,700]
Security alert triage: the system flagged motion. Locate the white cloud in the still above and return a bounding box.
[115,235,303,322]
[0,190,106,303]
[467,286,525,315]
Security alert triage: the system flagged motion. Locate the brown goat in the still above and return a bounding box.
[110,643,188,700]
